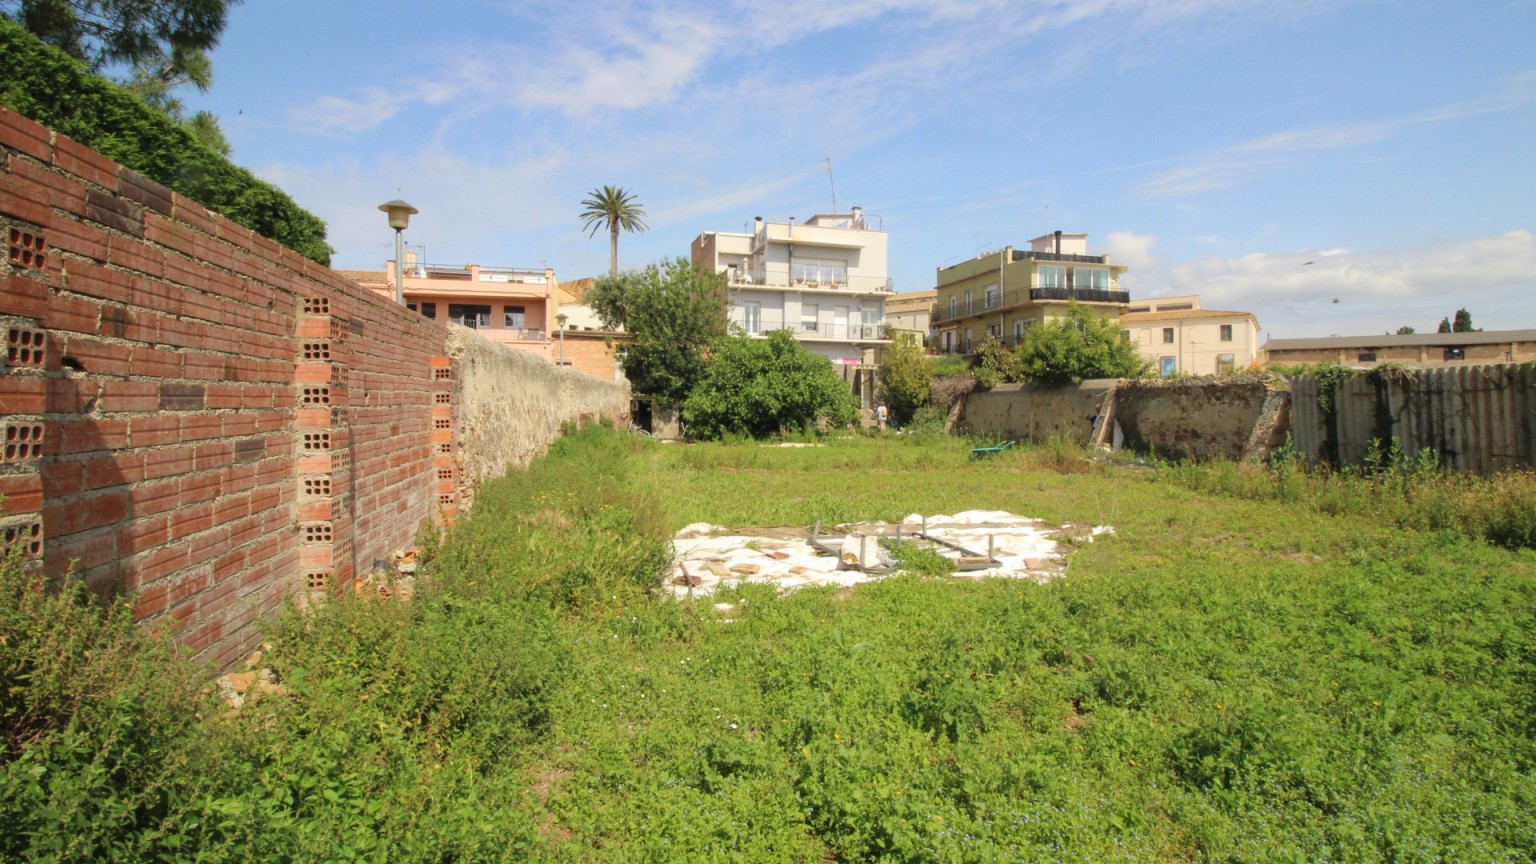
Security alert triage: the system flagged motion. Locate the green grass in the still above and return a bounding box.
[4,425,1535,862]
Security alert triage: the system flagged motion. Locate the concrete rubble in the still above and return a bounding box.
[664,510,1113,598]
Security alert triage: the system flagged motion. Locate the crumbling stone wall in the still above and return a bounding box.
[959,375,1290,461]
[446,325,629,510]
[1111,376,1290,461]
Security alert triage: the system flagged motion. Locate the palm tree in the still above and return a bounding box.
[580,185,648,278]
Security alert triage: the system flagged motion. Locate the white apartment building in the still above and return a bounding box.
[691,209,892,364]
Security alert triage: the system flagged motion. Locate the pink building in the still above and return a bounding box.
[364,261,558,361]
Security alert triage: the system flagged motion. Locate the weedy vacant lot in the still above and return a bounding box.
[5,426,1534,862]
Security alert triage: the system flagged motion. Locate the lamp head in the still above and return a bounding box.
[378,199,418,231]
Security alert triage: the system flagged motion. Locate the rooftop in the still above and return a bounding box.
[1263,329,1536,351]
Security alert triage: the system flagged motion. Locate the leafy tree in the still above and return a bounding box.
[879,332,930,425]
[1013,304,1148,386]
[683,330,859,439]
[588,258,727,407]
[122,46,229,153]
[1437,317,1452,333]
[580,185,647,278]
[971,334,1018,390]
[1452,308,1476,333]
[1396,325,1415,335]
[0,0,240,70]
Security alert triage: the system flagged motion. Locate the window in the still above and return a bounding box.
[1037,265,1065,289]
[801,304,818,333]
[1162,327,1175,344]
[448,304,491,329]
[1072,267,1109,291]
[1014,319,1028,341]
[943,331,953,352]
[743,302,761,335]
[1159,356,1177,376]
[1220,324,1233,341]
[948,296,957,319]
[987,323,1002,338]
[1443,347,1465,361]
[964,290,973,314]
[504,306,526,329]
[420,302,436,319]
[1120,330,1131,343]
[792,258,847,285]
[1216,353,1235,374]
[1358,351,1377,363]
[984,283,999,308]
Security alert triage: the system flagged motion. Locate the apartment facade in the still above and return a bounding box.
[1122,295,1260,376]
[691,209,892,364]
[361,260,557,361]
[931,232,1128,355]
[884,289,936,345]
[1262,330,1536,368]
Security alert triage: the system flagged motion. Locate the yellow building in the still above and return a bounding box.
[1121,295,1261,376]
[931,231,1128,354]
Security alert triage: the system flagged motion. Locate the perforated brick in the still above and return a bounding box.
[433,418,450,430]
[433,367,451,380]
[436,468,453,481]
[6,327,46,369]
[3,422,44,462]
[300,386,330,406]
[3,518,42,558]
[438,493,454,506]
[437,442,451,454]
[303,477,332,496]
[305,570,330,591]
[301,523,332,543]
[302,297,330,315]
[302,431,331,451]
[7,227,47,270]
[434,392,451,405]
[301,341,331,361]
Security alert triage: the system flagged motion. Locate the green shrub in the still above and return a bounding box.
[0,552,214,862]
[683,330,860,439]
[0,18,332,264]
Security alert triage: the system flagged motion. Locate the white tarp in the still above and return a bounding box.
[664,510,1112,598]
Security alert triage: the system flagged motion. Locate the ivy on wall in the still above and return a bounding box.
[0,18,333,265]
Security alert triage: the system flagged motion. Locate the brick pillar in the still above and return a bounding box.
[294,296,351,600]
[429,356,456,526]
[1,222,50,570]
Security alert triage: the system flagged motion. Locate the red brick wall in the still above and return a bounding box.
[0,108,454,668]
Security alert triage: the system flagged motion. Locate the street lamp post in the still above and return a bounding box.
[556,312,568,365]
[377,200,418,305]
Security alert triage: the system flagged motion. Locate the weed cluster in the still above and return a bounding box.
[4,429,1533,861]
[1165,437,1536,551]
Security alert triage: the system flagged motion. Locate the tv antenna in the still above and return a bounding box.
[822,157,837,214]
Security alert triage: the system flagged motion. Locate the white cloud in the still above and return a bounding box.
[1122,230,1536,337]
[1135,69,1536,199]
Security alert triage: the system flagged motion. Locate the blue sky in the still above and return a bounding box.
[186,0,1534,339]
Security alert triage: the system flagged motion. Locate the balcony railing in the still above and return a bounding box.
[727,272,893,294]
[931,285,1129,322]
[1030,287,1130,304]
[730,318,891,342]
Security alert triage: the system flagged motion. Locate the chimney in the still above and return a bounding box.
[851,206,863,228]
[754,216,764,233]
[1054,230,1062,255]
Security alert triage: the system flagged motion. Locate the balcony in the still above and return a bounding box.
[731,317,891,343]
[727,272,893,294]
[1029,287,1130,304]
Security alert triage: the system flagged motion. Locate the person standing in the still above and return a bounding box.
[876,403,888,430]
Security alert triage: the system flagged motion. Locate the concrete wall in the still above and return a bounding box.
[0,107,629,667]
[960,380,1112,442]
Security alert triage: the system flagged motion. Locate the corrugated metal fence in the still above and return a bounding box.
[1292,363,1536,473]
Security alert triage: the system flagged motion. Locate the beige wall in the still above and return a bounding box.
[1128,315,1260,376]
[1267,340,1536,367]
